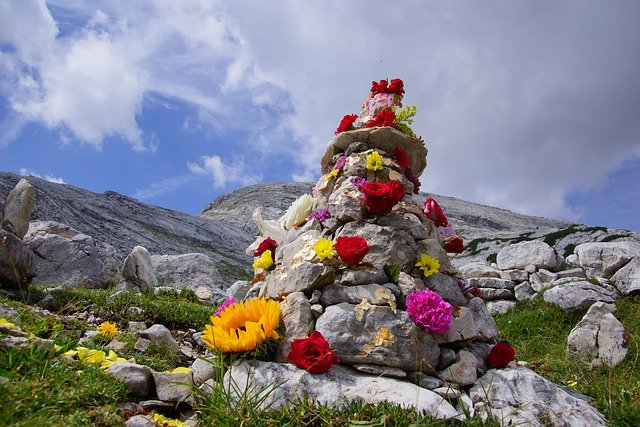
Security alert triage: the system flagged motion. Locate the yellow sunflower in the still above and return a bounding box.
[202,298,281,353]
[415,253,440,278]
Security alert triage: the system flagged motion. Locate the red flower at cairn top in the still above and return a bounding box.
[361,180,406,214]
[333,236,369,265]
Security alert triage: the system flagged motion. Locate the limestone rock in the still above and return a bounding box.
[339,266,389,286]
[529,269,559,292]
[567,302,627,368]
[556,267,587,280]
[543,280,618,312]
[106,362,154,398]
[574,241,640,278]
[122,246,158,291]
[151,253,225,299]
[478,287,513,300]
[126,415,155,427]
[315,302,440,373]
[424,273,467,306]
[152,371,193,403]
[499,269,529,282]
[276,292,313,362]
[226,280,250,300]
[469,368,607,426]
[191,357,216,386]
[436,350,478,386]
[223,360,458,419]
[1,178,35,239]
[467,277,515,290]
[496,240,560,271]
[260,262,335,299]
[319,284,397,307]
[24,220,121,288]
[611,256,640,295]
[514,281,536,301]
[458,262,500,278]
[0,229,37,291]
[468,297,499,341]
[486,300,517,315]
[138,324,180,354]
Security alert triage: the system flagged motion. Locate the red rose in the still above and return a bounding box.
[335,114,358,134]
[361,180,405,214]
[370,79,388,94]
[443,236,464,253]
[423,197,449,227]
[287,331,340,374]
[333,236,369,265]
[487,341,516,369]
[254,237,278,259]
[393,146,410,170]
[366,108,396,128]
[388,78,405,95]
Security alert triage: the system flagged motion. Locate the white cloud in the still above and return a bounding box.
[132,174,194,200]
[19,167,65,184]
[188,155,261,189]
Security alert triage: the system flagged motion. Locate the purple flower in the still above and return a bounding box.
[406,289,453,334]
[215,297,236,317]
[405,169,421,194]
[351,177,367,190]
[334,156,347,170]
[306,208,331,223]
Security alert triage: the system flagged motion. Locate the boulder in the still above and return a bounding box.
[138,324,180,354]
[315,302,440,374]
[1,178,35,239]
[611,256,640,296]
[543,280,618,312]
[106,362,154,398]
[152,371,193,403]
[223,360,457,419]
[567,302,628,367]
[436,350,478,386]
[458,262,501,279]
[276,292,313,362]
[23,221,121,288]
[496,240,560,271]
[151,253,225,299]
[573,241,640,278]
[259,262,335,299]
[0,229,37,291]
[469,368,607,426]
[122,246,157,291]
[486,300,517,315]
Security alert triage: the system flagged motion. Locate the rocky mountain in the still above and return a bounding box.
[3,171,639,287]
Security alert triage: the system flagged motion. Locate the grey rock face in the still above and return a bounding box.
[514,281,537,301]
[276,292,313,362]
[151,253,225,299]
[106,362,154,398]
[574,241,640,278]
[138,324,180,354]
[260,262,335,299]
[319,284,397,307]
[315,302,440,374]
[486,300,517,315]
[611,256,640,295]
[24,220,120,288]
[543,280,618,312]
[191,358,216,386]
[0,229,37,290]
[469,368,607,426]
[122,246,157,291]
[223,360,458,419]
[424,273,466,306]
[1,178,35,239]
[496,240,560,271]
[459,262,501,278]
[567,301,628,368]
[436,350,478,386]
[152,371,193,402]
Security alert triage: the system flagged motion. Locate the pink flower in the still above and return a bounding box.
[423,197,449,227]
[406,289,453,334]
[215,297,236,317]
[307,209,331,223]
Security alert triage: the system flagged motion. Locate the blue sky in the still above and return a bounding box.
[1,1,639,232]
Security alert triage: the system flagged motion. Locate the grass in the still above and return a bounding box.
[1,286,638,425]
[494,295,640,426]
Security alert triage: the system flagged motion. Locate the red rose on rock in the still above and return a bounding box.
[443,236,464,253]
[366,108,396,128]
[388,78,405,95]
[361,180,405,214]
[393,146,410,170]
[287,331,340,374]
[487,341,516,369]
[423,197,449,227]
[335,114,358,134]
[333,236,370,265]
[370,79,388,94]
[254,237,278,259]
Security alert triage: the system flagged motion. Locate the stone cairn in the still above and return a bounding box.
[241,80,499,390]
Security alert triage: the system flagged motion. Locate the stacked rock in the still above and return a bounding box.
[245,79,500,388]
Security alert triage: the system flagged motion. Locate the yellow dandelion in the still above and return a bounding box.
[313,237,336,260]
[415,253,440,278]
[97,321,118,338]
[366,150,383,171]
[252,249,274,271]
[202,298,281,353]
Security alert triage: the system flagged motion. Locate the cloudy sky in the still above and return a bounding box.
[1,0,639,231]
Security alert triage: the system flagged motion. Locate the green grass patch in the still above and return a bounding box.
[495,296,640,425]
[543,224,609,247]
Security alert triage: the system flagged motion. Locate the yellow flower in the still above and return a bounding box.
[313,237,336,260]
[152,412,190,427]
[168,367,192,374]
[323,169,340,181]
[366,150,383,171]
[415,254,440,278]
[0,318,17,329]
[202,298,281,353]
[97,321,118,338]
[252,250,274,270]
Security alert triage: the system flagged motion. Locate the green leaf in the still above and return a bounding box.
[384,265,400,284]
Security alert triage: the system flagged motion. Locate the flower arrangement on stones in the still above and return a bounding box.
[231,77,514,386]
